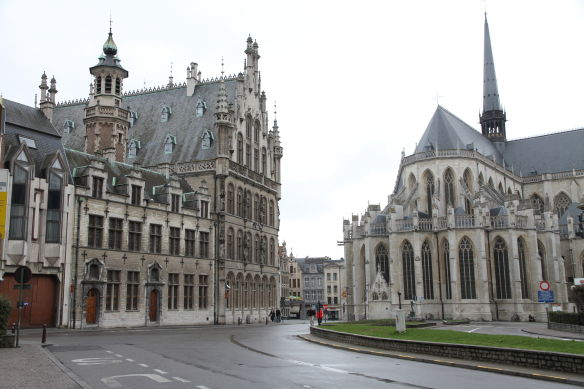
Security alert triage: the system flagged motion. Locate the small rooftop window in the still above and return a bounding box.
[18,136,37,149]
[195,97,207,118]
[129,111,138,127]
[164,135,176,154]
[201,129,214,149]
[63,120,75,134]
[128,139,141,158]
[161,106,172,122]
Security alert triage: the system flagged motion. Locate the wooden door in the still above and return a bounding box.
[149,289,158,322]
[86,289,97,324]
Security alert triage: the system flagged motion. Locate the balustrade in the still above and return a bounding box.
[455,215,475,228]
[490,215,509,229]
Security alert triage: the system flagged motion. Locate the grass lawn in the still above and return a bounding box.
[319,323,584,355]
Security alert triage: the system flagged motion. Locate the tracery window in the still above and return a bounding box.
[463,169,473,214]
[442,239,452,299]
[425,171,434,216]
[459,237,476,299]
[422,240,434,300]
[402,240,416,300]
[375,244,389,283]
[444,169,455,208]
[538,240,547,281]
[554,192,571,219]
[518,238,529,299]
[494,237,512,299]
[531,194,544,215]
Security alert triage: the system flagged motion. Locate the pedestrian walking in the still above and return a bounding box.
[270,308,275,322]
[308,308,315,326]
[276,309,281,323]
[316,308,323,326]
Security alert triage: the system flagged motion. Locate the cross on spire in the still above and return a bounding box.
[433,91,444,106]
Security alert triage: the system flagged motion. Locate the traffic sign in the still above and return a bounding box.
[539,281,550,291]
[538,290,554,303]
[14,266,32,284]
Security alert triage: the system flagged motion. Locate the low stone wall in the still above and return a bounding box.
[548,321,584,334]
[310,326,584,374]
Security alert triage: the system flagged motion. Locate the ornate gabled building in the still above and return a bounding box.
[16,29,283,327]
[343,16,584,322]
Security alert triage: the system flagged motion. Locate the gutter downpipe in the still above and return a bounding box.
[72,196,82,329]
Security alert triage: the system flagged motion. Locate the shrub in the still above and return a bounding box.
[548,311,584,326]
[569,285,584,313]
[0,295,11,336]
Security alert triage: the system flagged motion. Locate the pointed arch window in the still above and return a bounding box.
[498,182,504,195]
[554,192,571,219]
[478,172,484,187]
[538,240,547,281]
[254,234,260,263]
[236,187,243,217]
[444,169,455,208]
[494,237,512,299]
[46,168,63,243]
[227,184,234,214]
[161,106,172,122]
[236,230,243,261]
[442,239,452,299]
[459,237,476,299]
[270,238,275,266]
[463,169,473,214]
[227,228,234,259]
[425,171,435,216]
[402,240,416,300]
[246,116,252,139]
[254,194,260,222]
[531,194,544,215]
[375,244,389,283]
[269,200,275,227]
[254,120,260,143]
[518,238,529,299]
[261,148,267,175]
[422,241,434,300]
[9,162,29,240]
[244,190,252,219]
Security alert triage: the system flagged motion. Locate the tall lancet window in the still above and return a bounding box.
[463,169,473,214]
[444,168,455,209]
[442,239,452,299]
[425,171,435,216]
[375,244,389,283]
[538,240,547,281]
[493,237,512,299]
[517,238,529,299]
[421,240,434,300]
[46,162,64,243]
[459,237,476,299]
[402,240,416,300]
[9,161,29,240]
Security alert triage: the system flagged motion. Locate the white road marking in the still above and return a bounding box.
[153,369,167,374]
[467,328,480,333]
[196,386,211,389]
[125,358,134,362]
[138,363,149,367]
[72,357,122,366]
[101,374,172,388]
[105,351,113,354]
[114,354,123,358]
[173,377,190,382]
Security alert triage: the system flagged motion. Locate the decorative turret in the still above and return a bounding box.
[271,103,283,183]
[214,79,234,157]
[479,14,507,143]
[244,35,260,93]
[39,72,57,122]
[83,26,130,162]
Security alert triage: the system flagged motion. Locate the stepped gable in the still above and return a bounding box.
[3,99,72,181]
[53,79,237,167]
[414,105,502,161]
[503,128,584,176]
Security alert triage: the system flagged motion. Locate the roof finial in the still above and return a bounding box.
[109,12,112,34]
[433,91,443,106]
[274,101,277,120]
[221,56,224,78]
[168,62,174,87]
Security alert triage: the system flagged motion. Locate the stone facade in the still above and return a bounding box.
[342,17,582,322]
[324,259,346,320]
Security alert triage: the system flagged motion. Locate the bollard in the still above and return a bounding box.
[265,317,268,325]
[42,324,47,344]
[11,323,16,334]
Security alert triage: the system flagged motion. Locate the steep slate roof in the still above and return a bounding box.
[3,99,72,182]
[414,105,502,161]
[503,128,584,175]
[53,79,237,168]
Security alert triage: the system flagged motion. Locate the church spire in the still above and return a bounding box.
[480,14,507,142]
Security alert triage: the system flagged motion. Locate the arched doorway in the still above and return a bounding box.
[86,288,98,325]
[149,289,159,322]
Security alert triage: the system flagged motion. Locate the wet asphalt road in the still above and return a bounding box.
[23,321,578,389]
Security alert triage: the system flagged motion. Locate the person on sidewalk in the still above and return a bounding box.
[270,308,275,322]
[276,309,281,323]
[308,308,315,326]
[316,308,324,326]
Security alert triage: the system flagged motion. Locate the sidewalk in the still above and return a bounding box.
[0,344,83,389]
[299,333,584,386]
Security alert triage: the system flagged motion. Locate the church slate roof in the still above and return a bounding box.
[414,105,502,161]
[503,128,584,175]
[2,99,72,182]
[53,79,237,168]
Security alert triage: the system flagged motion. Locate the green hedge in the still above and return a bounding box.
[0,295,11,336]
[549,311,584,326]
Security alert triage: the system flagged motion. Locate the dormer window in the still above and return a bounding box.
[63,120,75,134]
[18,136,37,149]
[195,98,207,118]
[161,106,172,122]
[128,139,141,158]
[164,135,176,154]
[201,129,214,150]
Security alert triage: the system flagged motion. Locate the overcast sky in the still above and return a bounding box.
[1,0,583,259]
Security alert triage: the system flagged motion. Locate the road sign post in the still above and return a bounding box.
[14,266,32,348]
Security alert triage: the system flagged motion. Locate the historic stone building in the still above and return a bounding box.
[0,96,75,328]
[343,16,583,322]
[324,259,345,320]
[1,28,284,328]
